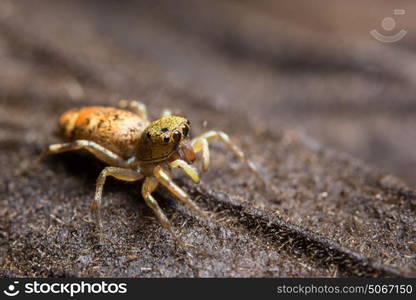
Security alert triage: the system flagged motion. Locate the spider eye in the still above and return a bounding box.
[163,136,170,143]
[181,125,189,137]
[173,130,181,139]
[146,132,152,139]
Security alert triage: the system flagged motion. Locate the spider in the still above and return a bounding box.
[39,100,262,244]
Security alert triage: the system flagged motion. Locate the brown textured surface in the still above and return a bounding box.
[1,0,416,277]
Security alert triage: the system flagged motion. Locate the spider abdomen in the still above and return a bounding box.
[58,106,149,158]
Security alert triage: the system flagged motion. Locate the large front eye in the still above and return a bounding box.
[181,125,189,137]
[173,130,181,140]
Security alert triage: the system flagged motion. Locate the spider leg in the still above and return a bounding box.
[159,107,172,117]
[153,166,207,219]
[119,100,149,120]
[191,130,244,171]
[190,137,210,171]
[92,167,143,234]
[141,176,183,244]
[191,130,266,184]
[169,159,200,183]
[38,140,129,168]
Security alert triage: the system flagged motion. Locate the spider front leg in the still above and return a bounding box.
[191,130,244,171]
[119,100,149,120]
[153,166,208,219]
[92,167,143,231]
[161,108,172,117]
[38,140,130,168]
[170,159,200,183]
[191,130,266,184]
[141,176,183,245]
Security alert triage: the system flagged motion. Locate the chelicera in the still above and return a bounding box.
[39,100,261,244]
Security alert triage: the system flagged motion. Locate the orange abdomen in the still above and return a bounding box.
[59,106,149,158]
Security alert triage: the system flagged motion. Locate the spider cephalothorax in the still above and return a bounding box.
[136,115,191,162]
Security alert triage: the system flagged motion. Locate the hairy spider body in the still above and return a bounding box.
[40,100,256,244]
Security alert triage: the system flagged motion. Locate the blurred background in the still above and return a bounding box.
[1,0,415,186]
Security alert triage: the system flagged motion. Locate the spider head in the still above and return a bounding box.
[136,115,191,162]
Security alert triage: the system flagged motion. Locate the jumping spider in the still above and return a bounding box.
[39,100,262,244]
